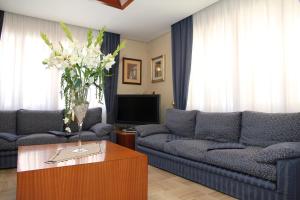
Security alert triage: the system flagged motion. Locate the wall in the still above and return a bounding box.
[147,32,173,123]
[117,32,173,123]
[117,39,149,94]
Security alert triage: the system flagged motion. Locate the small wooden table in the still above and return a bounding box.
[17,141,148,200]
[116,129,136,150]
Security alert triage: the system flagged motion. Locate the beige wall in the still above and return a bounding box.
[147,32,173,123]
[117,32,173,123]
[117,39,149,94]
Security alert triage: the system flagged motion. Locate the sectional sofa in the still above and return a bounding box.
[136,109,300,200]
[0,107,113,169]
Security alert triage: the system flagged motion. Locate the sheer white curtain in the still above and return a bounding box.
[187,0,300,113]
[0,13,106,121]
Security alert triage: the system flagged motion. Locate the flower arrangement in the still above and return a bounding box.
[41,22,124,132]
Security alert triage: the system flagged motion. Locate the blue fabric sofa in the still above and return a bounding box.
[0,107,113,169]
[136,109,300,200]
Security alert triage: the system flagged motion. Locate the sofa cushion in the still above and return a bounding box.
[48,131,70,137]
[17,133,67,146]
[89,123,112,137]
[0,132,18,142]
[195,112,241,142]
[82,107,102,130]
[67,108,102,132]
[207,143,246,151]
[163,140,276,181]
[164,139,217,159]
[240,111,300,147]
[135,124,170,137]
[165,109,197,137]
[203,147,277,181]
[68,131,100,142]
[0,138,17,150]
[0,111,17,133]
[165,134,191,142]
[68,121,80,132]
[137,134,187,151]
[255,142,300,164]
[17,109,64,135]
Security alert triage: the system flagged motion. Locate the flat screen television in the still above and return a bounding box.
[115,94,160,124]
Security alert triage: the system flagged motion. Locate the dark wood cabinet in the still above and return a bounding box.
[116,129,136,150]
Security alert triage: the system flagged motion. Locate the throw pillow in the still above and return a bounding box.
[240,111,300,147]
[165,109,198,137]
[90,123,112,137]
[255,142,300,164]
[195,111,241,142]
[135,124,169,137]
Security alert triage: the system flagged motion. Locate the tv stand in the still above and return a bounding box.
[116,129,136,150]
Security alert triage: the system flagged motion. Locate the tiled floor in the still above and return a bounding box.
[0,166,235,200]
[0,168,16,200]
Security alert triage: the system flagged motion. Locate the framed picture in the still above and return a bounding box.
[151,55,165,83]
[122,57,142,85]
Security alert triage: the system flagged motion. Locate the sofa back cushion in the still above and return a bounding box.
[165,109,197,137]
[0,111,17,133]
[68,107,102,132]
[240,111,300,147]
[83,107,102,130]
[195,112,241,142]
[17,109,64,135]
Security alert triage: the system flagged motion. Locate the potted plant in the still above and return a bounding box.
[41,22,124,152]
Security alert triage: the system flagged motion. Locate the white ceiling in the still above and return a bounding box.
[0,0,218,42]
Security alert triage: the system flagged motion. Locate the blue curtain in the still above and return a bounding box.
[171,16,193,110]
[101,32,120,123]
[0,10,4,39]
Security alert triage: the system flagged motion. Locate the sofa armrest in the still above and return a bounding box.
[277,158,300,200]
[89,123,113,138]
[110,129,117,143]
[135,124,170,137]
[135,132,139,150]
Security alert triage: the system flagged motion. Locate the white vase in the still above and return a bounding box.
[72,102,89,153]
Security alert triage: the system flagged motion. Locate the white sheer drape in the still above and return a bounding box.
[0,13,106,121]
[187,0,300,113]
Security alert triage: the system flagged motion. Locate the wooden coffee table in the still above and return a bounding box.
[17,141,148,200]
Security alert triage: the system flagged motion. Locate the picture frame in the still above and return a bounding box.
[151,55,165,83]
[122,57,142,85]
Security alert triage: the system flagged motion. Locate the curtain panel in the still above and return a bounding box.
[0,10,3,39]
[0,13,108,122]
[188,0,300,113]
[101,32,120,124]
[171,16,193,110]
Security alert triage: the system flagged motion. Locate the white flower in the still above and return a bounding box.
[103,54,115,70]
[88,77,94,84]
[61,61,71,69]
[69,54,80,66]
[70,70,76,77]
[105,60,115,70]
[63,117,69,124]
[81,46,88,57]
[65,127,71,133]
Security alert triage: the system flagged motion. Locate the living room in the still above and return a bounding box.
[0,0,300,200]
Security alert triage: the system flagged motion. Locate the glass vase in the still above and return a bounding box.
[72,102,89,153]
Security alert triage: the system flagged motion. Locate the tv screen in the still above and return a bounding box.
[116,95,160,124]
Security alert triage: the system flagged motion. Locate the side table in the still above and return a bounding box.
[116,129,136,150]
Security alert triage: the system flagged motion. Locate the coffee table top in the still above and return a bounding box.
[17,141,145,172]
